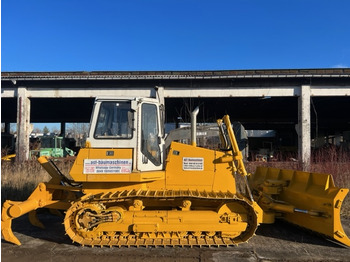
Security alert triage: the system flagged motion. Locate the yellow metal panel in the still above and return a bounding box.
[70,148,165,182]
[165,142,236,192]
[69,148,89,181]
[86,171,165,182]
[165,142,214,187]
[87,148,133,159]
[90,209,248,235]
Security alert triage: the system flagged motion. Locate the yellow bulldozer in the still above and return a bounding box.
[2,96,350,247]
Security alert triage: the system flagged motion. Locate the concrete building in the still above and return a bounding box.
[1,69,350,169]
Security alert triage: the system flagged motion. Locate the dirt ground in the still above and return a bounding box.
[2,212,350,262]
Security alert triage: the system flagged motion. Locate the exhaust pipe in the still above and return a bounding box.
[191,107,199,146]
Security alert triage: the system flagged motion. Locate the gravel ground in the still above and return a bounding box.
[2,212,350,262]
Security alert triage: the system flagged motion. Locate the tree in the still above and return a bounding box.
[51,126,60,135]
[43,126,50,134]
[67,123,90,147]
[32,127,42,133]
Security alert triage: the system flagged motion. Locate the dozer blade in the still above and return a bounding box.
[249,167,350,247]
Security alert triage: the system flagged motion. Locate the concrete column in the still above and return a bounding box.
[60,122,66,136]
[155,86,165,105]
[155,86,165,137]
[298,85,311,170]
[16,87,31,162]
[4,122,11,133]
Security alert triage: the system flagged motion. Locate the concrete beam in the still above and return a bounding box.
[164,86,300,98]
[16,87,31,162]
[298,85,311,170]
[311,86,350,96]
[1,88,16,98]
[24,86,297,98]
[2,85,350,99]
[21,88,156,98]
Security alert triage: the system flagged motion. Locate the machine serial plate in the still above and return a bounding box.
[83,159,132,174]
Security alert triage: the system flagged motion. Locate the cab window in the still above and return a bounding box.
[94,101,133,139]
[141,103,161,166]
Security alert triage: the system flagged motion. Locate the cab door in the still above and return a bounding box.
[137,102,163,171]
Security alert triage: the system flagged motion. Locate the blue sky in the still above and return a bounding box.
[2,0,350,72]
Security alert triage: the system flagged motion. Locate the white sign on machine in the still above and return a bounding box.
[182,157,204,171]
[83,159,132,174]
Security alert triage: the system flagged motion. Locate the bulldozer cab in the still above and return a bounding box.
[86,97,164,172]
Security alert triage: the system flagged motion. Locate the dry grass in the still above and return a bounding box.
[1,159,74,205]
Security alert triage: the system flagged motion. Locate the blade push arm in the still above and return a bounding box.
[217,115,253,201]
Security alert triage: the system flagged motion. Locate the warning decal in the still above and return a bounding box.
[182,157,204,171]
[83,159,132,174]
